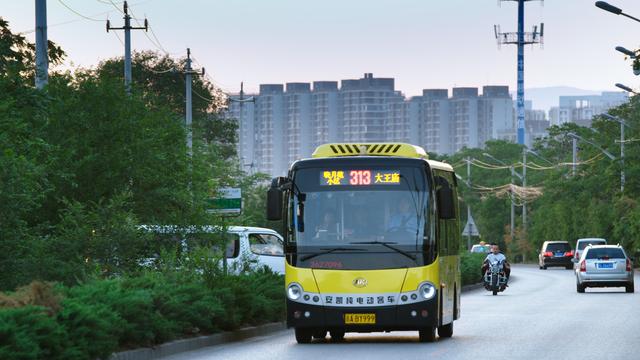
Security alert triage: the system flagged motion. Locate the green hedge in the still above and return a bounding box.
[1,255,486,359]
[0,269,284,360]
[461,252,486,286]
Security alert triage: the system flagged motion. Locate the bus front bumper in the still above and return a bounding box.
[286,296,439,331]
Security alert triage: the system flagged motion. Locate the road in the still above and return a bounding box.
[164,265,640,360]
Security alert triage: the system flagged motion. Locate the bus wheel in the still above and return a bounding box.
[330,330,345,342]
[438,322,453,338]
[295,328,313,344]
[418,326,436,342]
[313,330,327,340]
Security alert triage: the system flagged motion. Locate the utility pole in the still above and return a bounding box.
[509,166,515,241]
[181,48,205,157]
[494,0,544,145]
[35,0,48,89]
[106,1,148,92]
[572,137,578,176]
[230,82,256,173]
[466,157,472,250]
[522,148,527,233]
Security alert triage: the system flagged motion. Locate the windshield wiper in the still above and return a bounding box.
[300,247,366,261]
[349,241,417,261]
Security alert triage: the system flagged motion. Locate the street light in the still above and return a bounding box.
[602,113,630,192]
[615,46,637,58]
[595,1,640,23]
[526,149,554,165]
[567,132,616,160]
[567,132,616,179]
[615,83,639,94]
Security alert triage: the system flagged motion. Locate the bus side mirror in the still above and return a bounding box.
[266,177,285,221]
[437,186,455,220]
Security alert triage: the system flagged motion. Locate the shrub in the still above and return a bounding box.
[65,279,160,347]
[56,298,123,359]
[0,306,75,360]
[461,252,486,286]
[0,281,61,314]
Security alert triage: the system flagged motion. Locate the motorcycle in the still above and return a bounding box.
[484,259,508,295]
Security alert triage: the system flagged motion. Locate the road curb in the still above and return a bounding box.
[109,322,286,360]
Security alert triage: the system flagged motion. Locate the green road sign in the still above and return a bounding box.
[207,188,242,215]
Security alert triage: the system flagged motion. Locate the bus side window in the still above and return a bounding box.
[434,171,460,256]
[434,173,449,255]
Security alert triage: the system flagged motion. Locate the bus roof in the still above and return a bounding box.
[312,143,428,160]
[426,159,454,172]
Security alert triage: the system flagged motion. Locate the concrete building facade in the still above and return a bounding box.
[224,74,521,176]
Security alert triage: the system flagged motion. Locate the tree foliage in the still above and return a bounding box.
[0,18,270,290]
[439,97,640,263]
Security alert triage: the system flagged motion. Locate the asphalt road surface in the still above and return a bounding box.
[164,265,640,360]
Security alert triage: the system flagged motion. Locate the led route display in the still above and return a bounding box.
[320,170,401,186]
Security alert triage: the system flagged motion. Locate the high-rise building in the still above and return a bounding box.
[421,89,451,155]
[311,81,341,149]
[223,74,518,176]
[341,73,400,142]
[256,84,286,176]
[284,83,312,166]
[480,86,514,143]
[549,92,628,127]
[450,87,480,153]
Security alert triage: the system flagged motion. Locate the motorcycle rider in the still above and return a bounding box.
[481,243,511,283]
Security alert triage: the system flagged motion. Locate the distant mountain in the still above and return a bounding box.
[519,86,604,112]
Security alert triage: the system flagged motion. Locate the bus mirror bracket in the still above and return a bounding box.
[266,177,287,221]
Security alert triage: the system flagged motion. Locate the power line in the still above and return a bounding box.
[126,3,180,56]
[57,0,104,21]
[19,0,148,34]
[111,30,124,46]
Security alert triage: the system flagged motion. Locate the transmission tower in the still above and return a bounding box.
[494,0,544,145]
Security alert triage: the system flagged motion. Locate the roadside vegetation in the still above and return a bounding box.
[438,101,640,265]
[1,18,281,358]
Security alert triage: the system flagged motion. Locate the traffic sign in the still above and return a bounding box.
[462,212,480,237]
[207,188,242,215]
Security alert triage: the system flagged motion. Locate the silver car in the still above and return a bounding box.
[575,245,634,293]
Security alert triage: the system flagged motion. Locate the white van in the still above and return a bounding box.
[140,225,285,275]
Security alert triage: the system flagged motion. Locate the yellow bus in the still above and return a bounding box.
[266,143,461,343]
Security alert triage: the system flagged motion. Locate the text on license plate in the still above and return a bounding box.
[598,262,614,269]
[344,313,376,324]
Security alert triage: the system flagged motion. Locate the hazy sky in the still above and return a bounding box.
[4,0,640,98]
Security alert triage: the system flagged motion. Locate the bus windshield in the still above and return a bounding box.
[288,165,434,270]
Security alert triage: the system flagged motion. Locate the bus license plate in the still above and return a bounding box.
[344,313,376,324]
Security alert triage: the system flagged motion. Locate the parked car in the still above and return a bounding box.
[538,241,574,270]
[574,238,607,263]
[140,225,285,274]
[470,244,491,253]
[575,244,634,293]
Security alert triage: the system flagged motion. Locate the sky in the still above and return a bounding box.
[4,0,640,105]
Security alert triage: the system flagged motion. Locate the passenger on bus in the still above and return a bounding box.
[387,198,418,234]
[315,209,338,239]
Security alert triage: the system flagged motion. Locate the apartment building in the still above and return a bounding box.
[224,74,519,176]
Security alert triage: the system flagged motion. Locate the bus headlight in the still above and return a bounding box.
[419,283,436,300]
[287,283,302,301]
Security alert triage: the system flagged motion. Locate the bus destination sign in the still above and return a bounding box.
[320,170,401,186]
